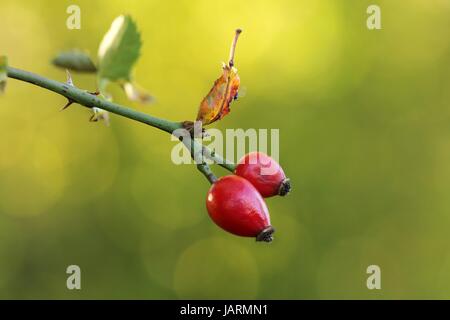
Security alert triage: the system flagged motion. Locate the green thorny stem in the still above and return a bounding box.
[6,66,236,183]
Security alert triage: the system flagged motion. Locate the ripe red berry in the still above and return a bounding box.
[235,152,291,198]
[206,175,275,242]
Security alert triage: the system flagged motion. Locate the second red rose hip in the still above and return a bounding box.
[235,152,291,198]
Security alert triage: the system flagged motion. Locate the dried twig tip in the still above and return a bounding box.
[228,28,243,67]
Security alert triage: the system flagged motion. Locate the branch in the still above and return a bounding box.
[196,163,218,184]
[181,135,218,184]
[7,67,178,132]
[6,66,236,181]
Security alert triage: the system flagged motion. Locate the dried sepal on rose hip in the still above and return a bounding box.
[235,152,291,198]
[196,30,241,125]
[183,29,242,134]
[206,175,275,242]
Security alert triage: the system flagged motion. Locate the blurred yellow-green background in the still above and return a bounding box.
[1,0,450,299]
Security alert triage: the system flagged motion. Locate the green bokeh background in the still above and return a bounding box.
[1,0,450,299]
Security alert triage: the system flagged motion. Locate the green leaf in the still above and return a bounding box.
[97,15,141,81]
[52,50,97,72]
[0,56,7,94]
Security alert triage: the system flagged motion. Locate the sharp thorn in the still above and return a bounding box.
[60,100,73,111]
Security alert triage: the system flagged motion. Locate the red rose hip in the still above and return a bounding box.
[235,152,291,198]
[206,175,275,242]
